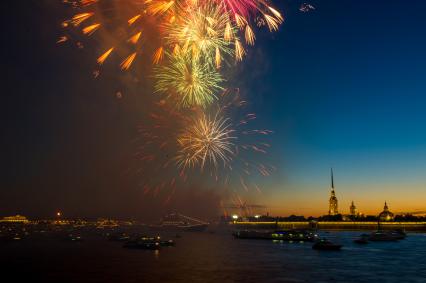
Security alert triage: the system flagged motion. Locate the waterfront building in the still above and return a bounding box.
[328,168,339,215]
[0,215,29,223]
[350,201,357,216]
[379,201,394,221]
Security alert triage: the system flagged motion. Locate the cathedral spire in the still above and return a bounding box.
[328,168,338,215]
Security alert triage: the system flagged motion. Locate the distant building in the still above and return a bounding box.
[350,201,357,216]
[328,168,339,215]
[379,202,394,221]
[0,215,29,223]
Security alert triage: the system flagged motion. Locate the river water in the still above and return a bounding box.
[1,230,425,282]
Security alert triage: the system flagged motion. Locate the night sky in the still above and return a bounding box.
[2,0,426,219]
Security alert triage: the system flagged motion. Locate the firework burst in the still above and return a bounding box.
[163,2,235,68]
[134,89,274,196]
[60,0,283,72]
[215,0,284,47]
[59,0,279,198]
[153,52,224,108]
[176,112,236,170]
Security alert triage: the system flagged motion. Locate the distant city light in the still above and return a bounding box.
[232,214,239,220]
[57,212,61,217]
[255,215,260,219]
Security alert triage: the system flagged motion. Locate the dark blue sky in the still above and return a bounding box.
[2,0,426,217]
[234,0,426,214]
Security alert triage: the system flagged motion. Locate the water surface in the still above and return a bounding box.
[1,231,425,282]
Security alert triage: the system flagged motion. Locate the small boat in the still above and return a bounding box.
[107,233,130,242]
[159,240,175,247]
[389,229,406,240]
[0,233,25,242]
[354,234,369,244]
[68,234,83,242]
[123,240,160,250]
[368,231,399,242]
[312,239,342,250]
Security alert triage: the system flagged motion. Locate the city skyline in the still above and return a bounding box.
[2,1,426,219]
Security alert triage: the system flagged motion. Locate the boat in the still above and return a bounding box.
[312,239,342,250]
[271,230,318,242]
[354,234,369,244]
[123,240,160,250]
[107,232,131,242]
[67,234,83,242]
[0,234,23,242]
[159,239,175,247]
[233,229,317,241]
[389,229,406,240]
[368,231,399,241]
[233,230,272,239]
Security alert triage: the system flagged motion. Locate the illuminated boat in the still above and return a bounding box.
[271,230,318,242]
[232,230,272,239]
[67,234,83,242]
[123,238,161,250]
[123,235,175,249]
[107,232,131,242]
[233,229,317,241]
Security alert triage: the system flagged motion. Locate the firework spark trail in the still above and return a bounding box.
[82,23,101,35]
[56,36,68,44]
[128,31,142,44]
[120,52,137,70]
[97,47,114,65]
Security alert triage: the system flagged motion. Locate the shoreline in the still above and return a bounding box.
[231,221,426,232]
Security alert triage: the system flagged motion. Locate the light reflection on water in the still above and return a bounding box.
[1,231,426,282]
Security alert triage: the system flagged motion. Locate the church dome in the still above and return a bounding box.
[379,202,394,221]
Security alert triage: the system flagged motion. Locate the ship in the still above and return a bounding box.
[149,212,209,232]
[312,239,343,251]
[233,229,318,242]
